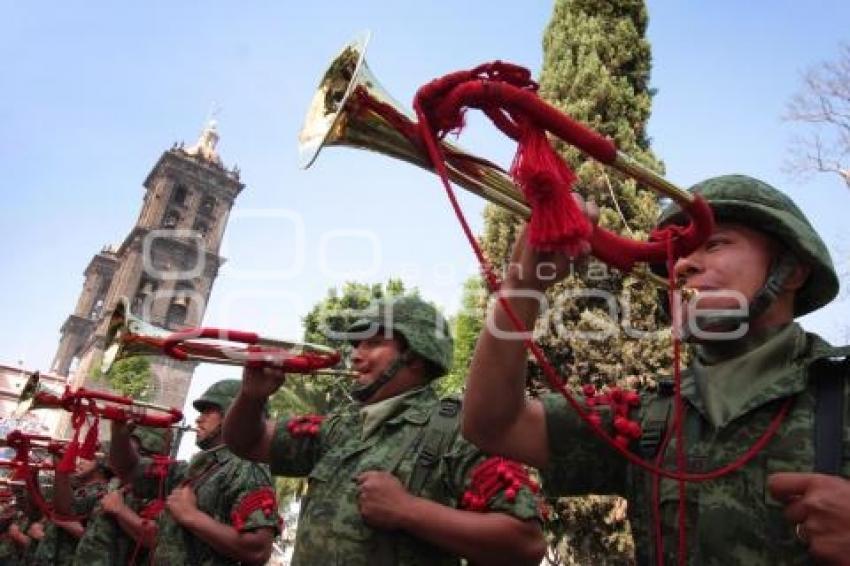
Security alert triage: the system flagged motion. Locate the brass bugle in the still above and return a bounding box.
[102,297,349,372]
[14,371,182,427]
[299,32,704,291]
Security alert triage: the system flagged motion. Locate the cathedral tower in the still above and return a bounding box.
[51,121,244,411]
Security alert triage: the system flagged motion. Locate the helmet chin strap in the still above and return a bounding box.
[350,351,413,404]
[682,254,799,341]
[196,424,223,450]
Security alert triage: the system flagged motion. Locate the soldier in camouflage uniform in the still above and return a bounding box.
[108,380,279,565]
[464,175,850,565]
[31,454,111,565]
[224,295,546,565]
[72,426,171,565]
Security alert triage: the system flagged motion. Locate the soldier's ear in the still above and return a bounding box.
[783,261,811,292]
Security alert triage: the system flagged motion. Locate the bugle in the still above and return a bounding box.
[102,297,356,376]
[299,32,712,288]
[14,371,182,428]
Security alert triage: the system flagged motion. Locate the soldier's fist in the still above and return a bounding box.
[241,366,287,400]
[356,470,413,531]
[768,472,850,564]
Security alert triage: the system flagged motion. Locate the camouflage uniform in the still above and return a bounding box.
[541,176,847,565]
[0,513,23,566]
[271,296,542,565]
[73,427,171,566]
[132,381,279,566]
[31,479,108,566]
[131,445,279,566]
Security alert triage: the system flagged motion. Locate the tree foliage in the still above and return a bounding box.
[90,356,154,401]
[783,43,850,189]
[480,1,670,562]
[440,276,486,395]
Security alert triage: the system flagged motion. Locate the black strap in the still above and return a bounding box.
[814,358,847,475]
[639,381,674,459]
[408,398,461,495]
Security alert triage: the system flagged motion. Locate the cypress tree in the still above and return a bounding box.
[479,1,670,562]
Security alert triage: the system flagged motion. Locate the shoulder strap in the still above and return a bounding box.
[813,357,848,475]
[372,397,462,566]
[407,397,462,496]
[639,380,674,459]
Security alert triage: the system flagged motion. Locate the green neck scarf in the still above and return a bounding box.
[692,323,807,428]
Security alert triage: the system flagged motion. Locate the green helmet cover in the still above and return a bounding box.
[347,295,454,378]
[192,379,242,415]
[657,174,838,316]
[130,426,170,456]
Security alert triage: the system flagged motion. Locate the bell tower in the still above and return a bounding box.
[51,121,244,411]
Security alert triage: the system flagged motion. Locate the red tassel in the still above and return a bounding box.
[287,415,324,438]
[57,405,87,474]
[231,487,280,531]
[460,457,538,512]
[79,413,100,461]
[510,124,592,255]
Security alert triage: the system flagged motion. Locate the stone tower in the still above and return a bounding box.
[51,121,244,411]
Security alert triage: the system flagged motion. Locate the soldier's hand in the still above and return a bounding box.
[100,489,126,516]
[241,366,287,400]
[505,195,598,293]
[356,470,413,531]
[26,521,44,540]
[768,472,850,563]
[165,485,198,523]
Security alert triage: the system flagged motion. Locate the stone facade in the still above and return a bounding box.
[50,123,244,417]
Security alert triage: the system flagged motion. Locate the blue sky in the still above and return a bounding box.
[2,1,849,454]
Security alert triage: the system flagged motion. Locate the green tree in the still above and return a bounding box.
[480,1,669,562]
[89,356,154,401]
[440,276,486,395]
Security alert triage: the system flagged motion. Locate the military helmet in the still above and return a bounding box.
[130,425,171,456]
[192,379,242,415]
[656,174,838,316]
[347,295,453,378]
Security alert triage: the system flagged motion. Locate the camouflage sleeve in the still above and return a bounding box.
[540,392,628,496]
[268,413,329,477]
[446,437,542,522]
[225,463,281,535]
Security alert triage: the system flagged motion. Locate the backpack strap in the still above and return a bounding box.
[813,357,848,475]
[372,396,462,566]
[407,397,462,495]
[639,379,675,459]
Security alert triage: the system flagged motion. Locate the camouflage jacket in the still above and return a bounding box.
[270,385,541,566]
[72,478,150,566]
[130,445,279,566]
[542,324,850,565]
[31,479,108,566]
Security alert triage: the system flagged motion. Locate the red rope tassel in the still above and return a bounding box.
[511,124,592,254]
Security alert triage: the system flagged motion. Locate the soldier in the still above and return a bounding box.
[31,454,111,565]
[224,295,546,565]
[462,174,850,564]
[109,380,279,565]
[73,426,171,565]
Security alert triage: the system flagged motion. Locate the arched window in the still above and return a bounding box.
[166,302,188,328]
[199,196,216,216]
[172,184,188,205]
